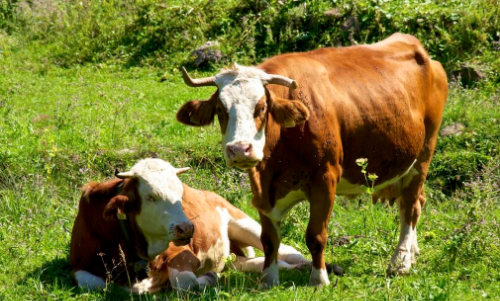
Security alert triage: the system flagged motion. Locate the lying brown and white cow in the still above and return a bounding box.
[70,158,314,292]
[176,33,448,287]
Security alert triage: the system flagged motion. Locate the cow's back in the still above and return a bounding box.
[259,33,447,186]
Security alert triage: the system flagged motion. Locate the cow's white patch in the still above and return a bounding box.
[74,270,106,290]
[234,256,302,272]
[265,190,305,222]
[228,216,311,269]
[309,267,330,286]
[130,159,191,259]
[336,160,418,196]
[243,246,256,258]
[277,244,309,265]
[228,217,263,250]
[132,277,153,294]
[411,227,420,264]
[214,64,277,168]
[261,262,279,288]
[196,207,230,274]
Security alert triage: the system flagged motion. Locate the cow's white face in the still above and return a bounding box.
[131,159,192,258]
[176,63,310,170]
[106,158,193,260]
[215,67,269,169]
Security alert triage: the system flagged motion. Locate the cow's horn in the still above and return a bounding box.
[181,67,217,87]
[115,169,134,179]
[265,74,298,89]
[175,167,190,175]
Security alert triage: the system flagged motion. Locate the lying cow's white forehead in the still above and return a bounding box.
[215,65,268,108]
[130,159,183,200]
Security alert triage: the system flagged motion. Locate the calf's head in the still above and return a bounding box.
[176,64,309,170]
[103,158,193,259]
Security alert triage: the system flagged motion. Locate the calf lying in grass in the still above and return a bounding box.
[70,158,329,293]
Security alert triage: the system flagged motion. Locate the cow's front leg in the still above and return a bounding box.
[259,212,281,288]
[306,179,336,286]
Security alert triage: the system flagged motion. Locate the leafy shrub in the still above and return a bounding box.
[0,0,22,33]
[3,0,499,77]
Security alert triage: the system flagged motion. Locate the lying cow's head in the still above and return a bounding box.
[176,64,309,170]
[103,158,194,259]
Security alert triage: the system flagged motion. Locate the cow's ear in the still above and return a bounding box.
[270,96,310,128]
[176,95,217,126]
[103,195,131,221]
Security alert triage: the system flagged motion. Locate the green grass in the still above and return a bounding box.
[1,1,500,297]
[1,49,500,300]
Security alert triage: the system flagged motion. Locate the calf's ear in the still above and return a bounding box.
[270,97,310,128]
[176,95,217,126]
[103,195,131,221]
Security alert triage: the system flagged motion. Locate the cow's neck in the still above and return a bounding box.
[248,116,298,213]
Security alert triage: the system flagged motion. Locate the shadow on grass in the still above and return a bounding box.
[22,257,133,300]
[22,257,348,300]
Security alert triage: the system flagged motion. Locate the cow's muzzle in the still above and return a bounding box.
[226,142,260,169]
[172,221,194,246]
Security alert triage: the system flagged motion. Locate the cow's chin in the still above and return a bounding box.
[172,237,191,247]
[230,160,260,170]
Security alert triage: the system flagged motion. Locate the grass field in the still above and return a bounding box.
[1,54,500,300]
[1,0,500,298]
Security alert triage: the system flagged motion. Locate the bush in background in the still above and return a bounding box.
[2,0,499,79]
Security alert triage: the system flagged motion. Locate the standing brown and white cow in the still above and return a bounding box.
[70,158,315,292]
[176,33,448,287]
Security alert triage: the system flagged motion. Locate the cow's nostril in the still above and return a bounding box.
[175,222,195,239]
[244,144,253,154]
[227,143,253,160]
[226,145,236,158]
[175,225,184,235]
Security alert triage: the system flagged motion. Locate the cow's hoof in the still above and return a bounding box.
[309,267,330,287]
[259,274,279,289]
[259,278,279,290]
[260,264,279,289]
[386,264,411,276]
[325,263,344,276]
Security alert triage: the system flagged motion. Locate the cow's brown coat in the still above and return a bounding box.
[176,33,448,282]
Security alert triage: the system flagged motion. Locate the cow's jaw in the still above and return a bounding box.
[136,200,189,259]
[217,71,267,170]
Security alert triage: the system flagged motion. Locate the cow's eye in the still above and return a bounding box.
[260,105,266,114]
[148,196,156,202]
[216,107,222,114]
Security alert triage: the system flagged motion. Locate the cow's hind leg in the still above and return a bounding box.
[233,256,307,272]
[73,270,106,290]
[389,178,426,275]
[388,123,439,275]
[228,217,311,266]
